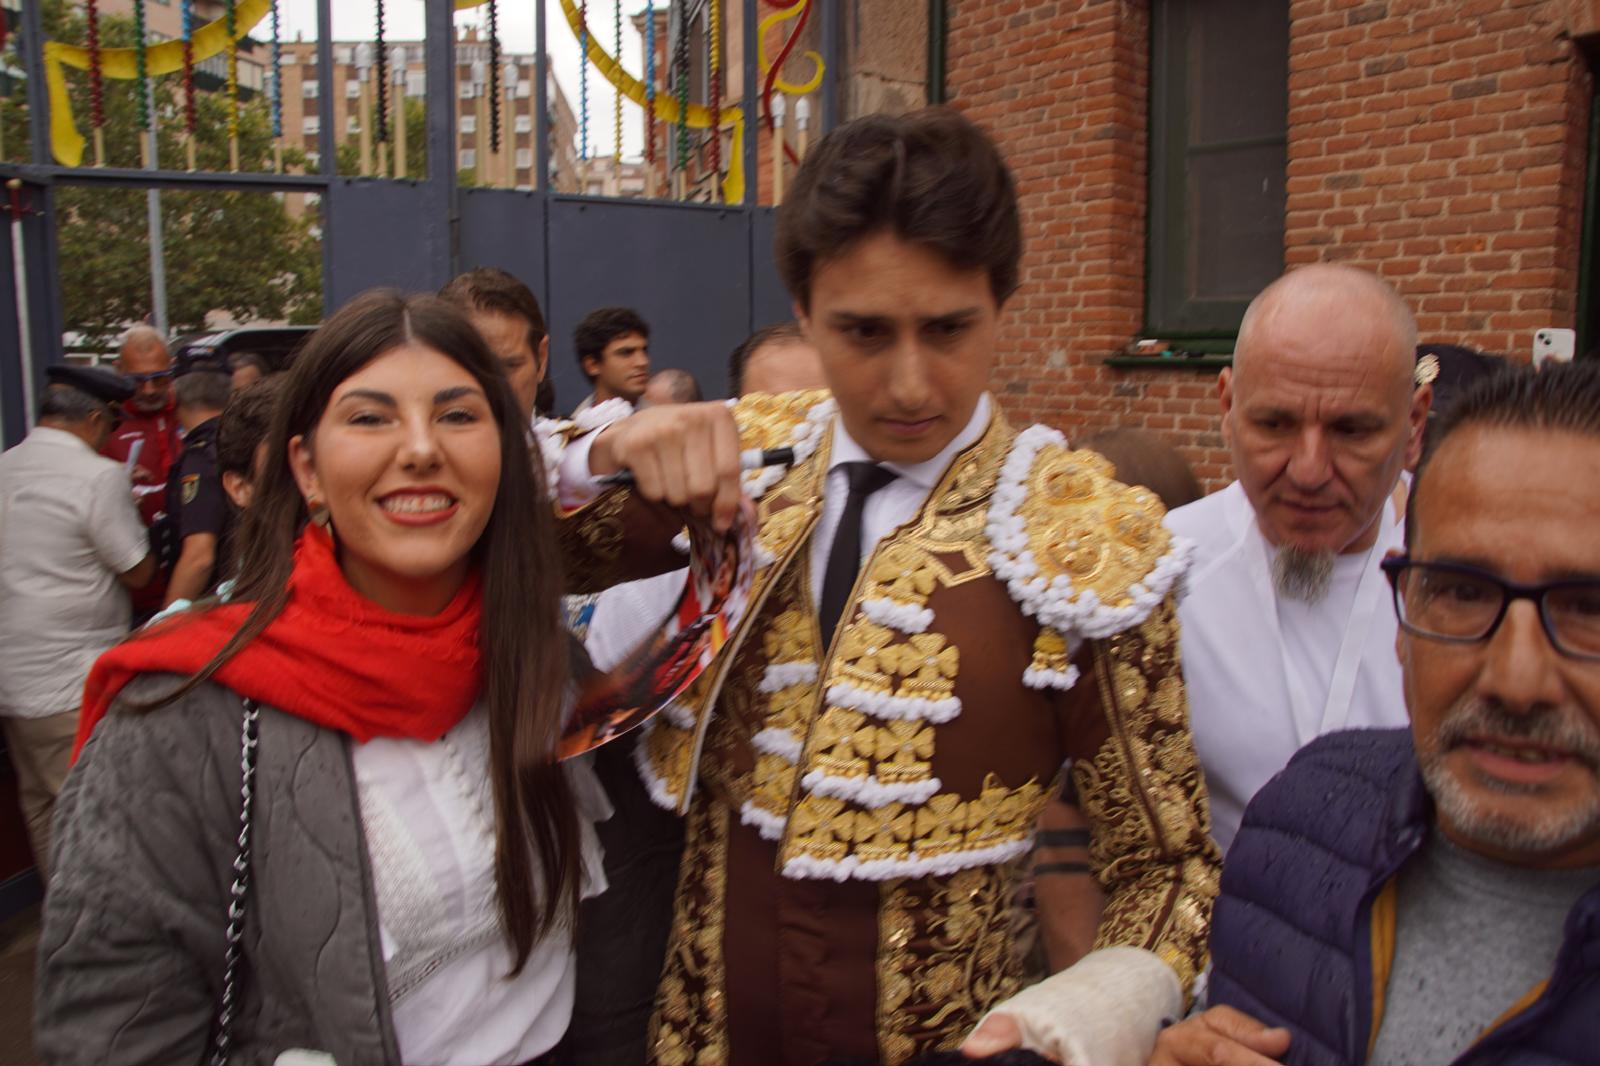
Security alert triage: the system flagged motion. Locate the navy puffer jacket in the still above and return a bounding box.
[1208,728,1600,1066]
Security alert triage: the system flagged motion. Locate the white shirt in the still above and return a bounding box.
[353,705,610,1065]
[808,395,992,605]
[1165,481,1408,852]
[585,568,688,672]
[0,426,149,717]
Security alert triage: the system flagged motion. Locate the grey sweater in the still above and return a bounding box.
[35,675,404,1065]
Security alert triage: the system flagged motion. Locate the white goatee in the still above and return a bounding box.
[1273,544,1335,604]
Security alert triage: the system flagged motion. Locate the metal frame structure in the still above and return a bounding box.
[1,0,843,447]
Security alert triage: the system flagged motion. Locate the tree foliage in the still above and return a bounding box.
[4,1,323,346]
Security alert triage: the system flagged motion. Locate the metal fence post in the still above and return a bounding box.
[425,0,457,280]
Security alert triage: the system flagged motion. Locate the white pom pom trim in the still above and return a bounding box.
[1023,664,1081,692]
[782,836,1033,883]
[530,418,567,502]
[631,721,685,813]
[662,701,696,730]
[739,800,788,841]
[574,397,634,433]
[751,727,803,763]
[825,683,962,724]
[859,597,935,634]
[800,769,943,808]
[759,661,820,694]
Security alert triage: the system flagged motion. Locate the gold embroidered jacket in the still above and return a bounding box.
[559,391,1220,1064]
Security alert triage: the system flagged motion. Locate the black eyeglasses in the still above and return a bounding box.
[1381,556,1600,662]
[125,370,173,384]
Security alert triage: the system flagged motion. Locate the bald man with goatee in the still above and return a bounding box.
[1165,264,1432,852]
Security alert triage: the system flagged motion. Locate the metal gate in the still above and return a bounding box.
[0,0,843,447]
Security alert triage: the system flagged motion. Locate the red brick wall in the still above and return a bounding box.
[945,0,1594,493]
[1284,0,1592,355]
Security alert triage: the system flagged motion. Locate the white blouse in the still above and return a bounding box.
[352,705,611,1065]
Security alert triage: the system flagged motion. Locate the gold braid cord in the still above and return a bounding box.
[649,797,731,1066]
[1072,599,1220,998]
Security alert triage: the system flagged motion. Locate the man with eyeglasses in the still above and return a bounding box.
[102,326,180,613]
[1164,265,1432,854]
[1128,359,1600,1065]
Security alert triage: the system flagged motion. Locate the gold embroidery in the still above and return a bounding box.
[731,388,831,450]
[784,775,1050,868]
[835,620,900,691]
[788,795,854,862]
[649,798,731,1066]
[870,720,936,785]
[751,754,798,814]
[1028,627,1074,676]
[1071,601,1220,1000]
[865,543,941,606]
[877,863,1030,1062]
[556,486,629,591]
[1018,447,1172,609]
[761,609,813,665]
[643,720,698,810]
[810,707,875,780]
[886,633,959,703]
[852,803,915,864]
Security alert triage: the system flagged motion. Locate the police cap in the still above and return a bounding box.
[45,364,136,406]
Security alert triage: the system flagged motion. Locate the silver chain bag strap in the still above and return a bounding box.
[211,698,260,1066]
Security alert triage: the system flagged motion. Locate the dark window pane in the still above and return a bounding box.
[1148,1,1288,335]
[1189,145,1288,302]
[1190,0,1290,146]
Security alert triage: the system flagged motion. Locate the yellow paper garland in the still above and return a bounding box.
[44,0,272,166]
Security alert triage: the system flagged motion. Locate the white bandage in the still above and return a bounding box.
[971,947,1183,1066]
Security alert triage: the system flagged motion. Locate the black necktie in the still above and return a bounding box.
[819,462,897,649]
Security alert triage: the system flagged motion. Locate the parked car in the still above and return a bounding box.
[172,325,316,376]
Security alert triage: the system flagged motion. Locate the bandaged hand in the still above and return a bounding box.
[960,948,1184,1065]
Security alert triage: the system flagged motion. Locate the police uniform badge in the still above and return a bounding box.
[181,474,200,505]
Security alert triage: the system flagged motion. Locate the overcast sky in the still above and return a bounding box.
[278,0,645,159]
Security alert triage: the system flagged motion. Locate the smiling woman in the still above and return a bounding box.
[36,291,595,1065]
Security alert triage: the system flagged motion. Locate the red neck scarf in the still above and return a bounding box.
[75,525,483,760]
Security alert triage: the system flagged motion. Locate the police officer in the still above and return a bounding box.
[0,365,154,876]
[163,370,233,607]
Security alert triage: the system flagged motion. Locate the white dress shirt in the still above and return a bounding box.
[0,426,149,717]
[353,704,611,1065]
[1164,481,1409,852]
[807,395,992,606]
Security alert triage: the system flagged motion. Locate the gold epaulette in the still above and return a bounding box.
[730,389,836,499]
[986,425,1192,641]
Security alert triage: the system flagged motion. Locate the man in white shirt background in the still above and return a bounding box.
[0,366,155,876]
[1165,263,1432,852]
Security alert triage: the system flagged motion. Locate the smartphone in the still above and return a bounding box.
[1532,328,1576,368]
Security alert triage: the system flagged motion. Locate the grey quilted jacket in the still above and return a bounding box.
[35,674,404,1065]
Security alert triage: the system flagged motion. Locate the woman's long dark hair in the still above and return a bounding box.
[154,288,578,968]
